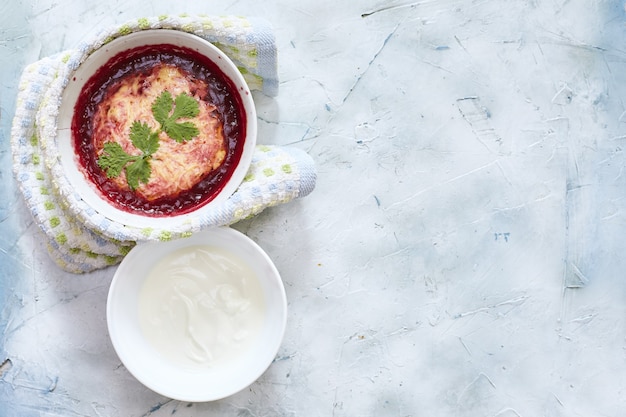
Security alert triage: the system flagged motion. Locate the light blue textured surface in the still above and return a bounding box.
[3,1,626,416]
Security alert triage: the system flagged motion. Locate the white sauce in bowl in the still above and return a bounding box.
[138,245,266,368]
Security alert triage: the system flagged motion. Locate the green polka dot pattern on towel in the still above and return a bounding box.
[10,15,315,273]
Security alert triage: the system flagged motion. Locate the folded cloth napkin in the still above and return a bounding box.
[10,15,316,273]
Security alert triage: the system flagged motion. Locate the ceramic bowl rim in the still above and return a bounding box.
[57,29,257,229]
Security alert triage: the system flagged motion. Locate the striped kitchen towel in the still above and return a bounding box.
[11,15,316,273]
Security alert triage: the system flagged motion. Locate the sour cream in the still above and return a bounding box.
[138,245,266,369]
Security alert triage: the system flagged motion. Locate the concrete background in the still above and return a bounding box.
[2,1,626,415]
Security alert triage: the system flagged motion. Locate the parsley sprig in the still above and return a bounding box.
[153,91,200,143]
[97,91,200,190]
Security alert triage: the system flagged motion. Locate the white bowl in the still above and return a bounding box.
[57,30,257,230]
[106,227,287,402]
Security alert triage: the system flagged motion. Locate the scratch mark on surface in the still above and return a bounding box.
[494,407,523,417]
[386,160,500,210]
[361,1,420,17]
[553,392,564,406]
[0,358,13,377]
[29,3,60,18]
[424,275,438,295]
[0,34,28,45]
[565,263,589,288]
[562,130,593,291]
[5,283,109,337]
[564,312,599,335]
[542,32,608,53]
[338,22,401,107]
[455,295,529,318]
[454,35,469,53]
[420,59,454,73]
[551,83,574,105]
[141,399,174,417]
[10,402,87,417]
[457,96,504,154]
[257,116,321,143]
[458,337,472,356]
[456,372,497,408]
[481,372,496,389]
[385,326,418,338]
[47,376,58,392]
[570,313,596,325]
[273,352,297,362]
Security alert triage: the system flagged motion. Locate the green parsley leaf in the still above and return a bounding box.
[152,91,173,127]
[163,120,200,143]
[171,93,200,120]
[97,123,159,191]
[95,91,200,191]
[130,121,160,155]
[125,157,151,191]
[97,142,137,179]
[152,91,200,143]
